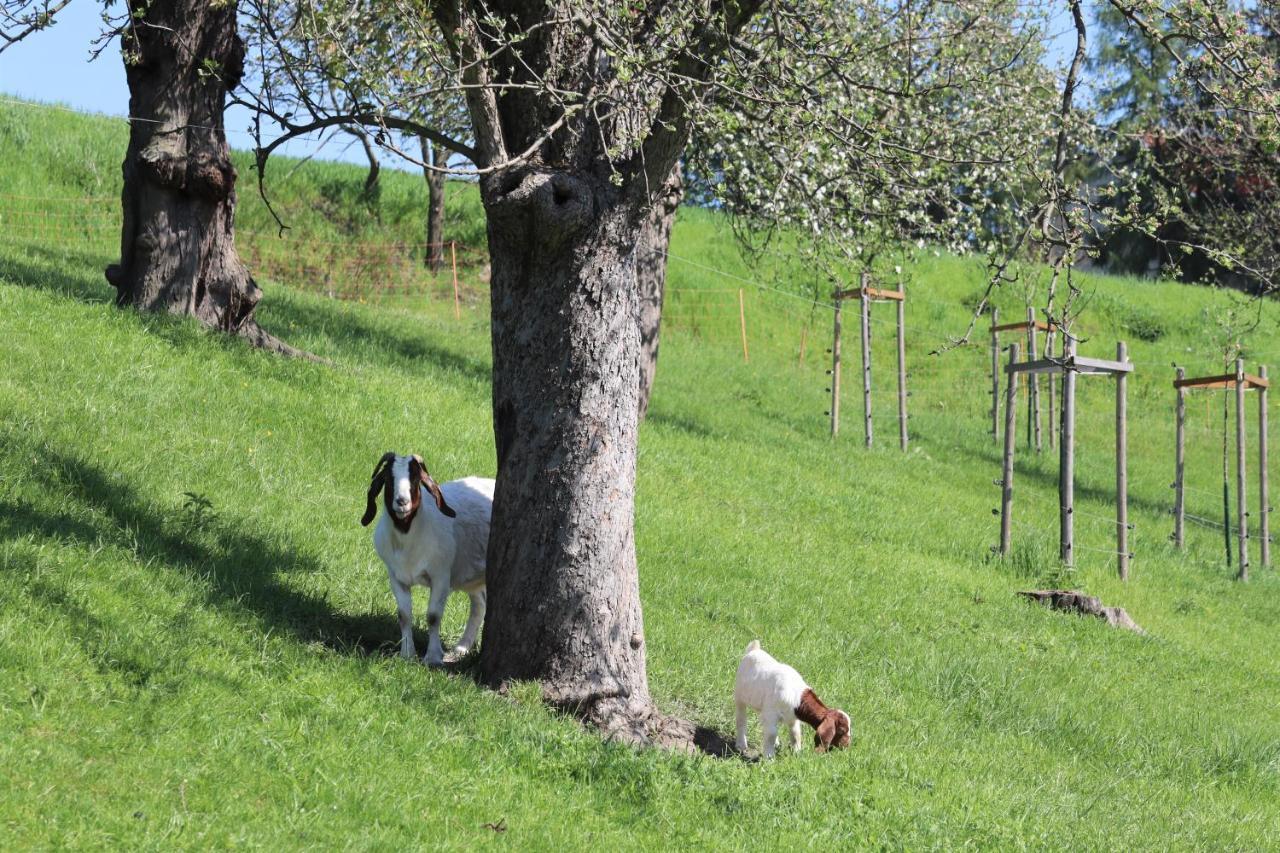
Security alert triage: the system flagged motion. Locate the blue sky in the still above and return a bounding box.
[0,3,373,168]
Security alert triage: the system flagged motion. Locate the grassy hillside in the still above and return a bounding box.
[2,98,1280,849]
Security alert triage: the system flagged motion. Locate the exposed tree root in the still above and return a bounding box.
[236,319,324,363]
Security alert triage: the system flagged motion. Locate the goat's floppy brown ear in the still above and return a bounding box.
[413,456,456,518]
[814,714,838,753]
[361,452,396,526]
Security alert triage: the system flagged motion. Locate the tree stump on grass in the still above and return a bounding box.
[1018,590,1144,634]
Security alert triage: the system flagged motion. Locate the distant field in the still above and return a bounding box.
[2,97,1279,849]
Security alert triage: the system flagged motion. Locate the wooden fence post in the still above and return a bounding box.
[1261,364,1271,569]
[830,294,842,437]
[897,280,908,452]
[450,241,461,319]
[1061,335,1077,567]
[1047,326,1056,449]
[1027,308,1041,453]
[738,288,749,363]
[990,308,1000,442]
[1236,357,1250,580]
[1000,342,1020,556]
[1174,366,1186,549]
[1117,341,1129,581]
[860,271,873,448]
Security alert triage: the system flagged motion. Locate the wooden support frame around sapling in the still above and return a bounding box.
[829,273,908,450]
[997,338,1133,579]
[1170,362,1271,579]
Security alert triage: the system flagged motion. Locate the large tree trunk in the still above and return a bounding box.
[104,0,299,356]
[422,137,448,273]
[636,162,683,420]
[477,169,657,737]
[446,0,760,751]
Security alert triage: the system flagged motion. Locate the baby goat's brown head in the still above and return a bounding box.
[814,709,852,753]
[360,451,456,531]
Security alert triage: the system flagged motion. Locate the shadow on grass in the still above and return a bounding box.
[264,295,492,383]
[950,439,1176,521]
[7,446,404,657]
[0,241,115,304]
[4,445,741,758]
[2,239,491,381]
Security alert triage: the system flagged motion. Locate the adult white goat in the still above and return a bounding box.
[361,451,494,666]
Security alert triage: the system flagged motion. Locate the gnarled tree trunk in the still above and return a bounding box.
[637,162,683,420]
[105,0,299,356]
[446,0,761,748]
[422,136,448,273]
[477,169,653,737]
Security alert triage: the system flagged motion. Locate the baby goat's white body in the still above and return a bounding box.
[734,640,811,758]
[374,474,494,666]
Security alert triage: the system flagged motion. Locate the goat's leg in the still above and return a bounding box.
[455,589,485,656]
[389,575,416,660]
[790,719,804,752]
[423,581,451,666]
[762,713,780,759]
[735,702,749,753]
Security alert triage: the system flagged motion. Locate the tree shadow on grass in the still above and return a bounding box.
[7,447,407,658]
[1,241,490,381]
[0,242,115,305]
[949,439,1177,520]
[262,295,492,383]
[5,446,743,757]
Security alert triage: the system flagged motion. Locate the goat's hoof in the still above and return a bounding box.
[453,643,471,656]
[423,655,445,668]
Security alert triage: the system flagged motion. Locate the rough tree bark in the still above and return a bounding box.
[637,162,683,420]
[105,0,300,356]
[421,136,448,273]
[452,1,760,747]
[478,169,654,737]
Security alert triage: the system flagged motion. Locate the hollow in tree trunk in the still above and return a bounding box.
[637,162,683,420]
[448,0,760,750]
[477,169,651,736]
[422,137,448,273]
[104,0,300,356]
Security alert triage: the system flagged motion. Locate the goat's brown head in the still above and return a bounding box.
[814,709,852,753]
[361,452,456,531]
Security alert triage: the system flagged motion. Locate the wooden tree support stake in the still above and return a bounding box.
[1173,366,1186,549]
[990,308,1000,442]
[830,294,842,437]
[999,343,1020,555]
[1027,307,1041,453]
[1236,357,1249,580]
[1116,341,1129,581]
[860,271,872,448]
[450,241,460,320]
[896,279,908,452]
[1261,365,1271,569]
[1061,335,1077,568]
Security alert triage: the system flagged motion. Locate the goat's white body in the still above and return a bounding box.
[375,475,494,665]
[734,640,810,757]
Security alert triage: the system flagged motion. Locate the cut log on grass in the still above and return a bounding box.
[1018,589,1144,634]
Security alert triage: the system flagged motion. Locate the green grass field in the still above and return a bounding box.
[2,97,1280,849]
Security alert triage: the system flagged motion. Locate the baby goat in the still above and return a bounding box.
[361,451,494,667]
[734,640,851,758]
